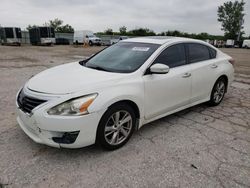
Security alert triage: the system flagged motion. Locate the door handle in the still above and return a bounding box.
[182,72,191,78]
[211,64,218,69]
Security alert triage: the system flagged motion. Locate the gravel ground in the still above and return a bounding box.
[0,45,250,188]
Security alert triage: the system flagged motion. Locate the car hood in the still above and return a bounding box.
[27,62,127,95]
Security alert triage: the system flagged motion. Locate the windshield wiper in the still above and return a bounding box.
[86,65,112,72]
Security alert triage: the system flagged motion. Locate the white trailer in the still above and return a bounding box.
[0,27,22,45]
[242,40,250,48]
[225,39,235,48]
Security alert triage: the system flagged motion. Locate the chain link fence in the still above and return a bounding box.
[21,31,132,45]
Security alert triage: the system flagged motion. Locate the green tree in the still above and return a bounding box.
[56,24,74,33]
[47,18,74,33]
[104,28,113,35]
[119,26,127,35]
[129,28,156,36]
[196,33,210,40]
[48,18,63,29]
[26,24,38,30]
[217,0,245,40]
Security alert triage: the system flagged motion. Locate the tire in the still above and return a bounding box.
[89,41,93,46]
[208,77,227,106]
[96,103,136,150]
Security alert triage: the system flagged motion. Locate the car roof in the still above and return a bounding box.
[122,36,205,45]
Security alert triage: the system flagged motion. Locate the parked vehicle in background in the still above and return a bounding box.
[0,27,22,46]
[214,40,225,48]
[73,30,101,46]
[242,40,250,48]
[55,38,70,45]
[110,36,129,45]
[16,37,234,150]
[225,39,234,48]
[205,39,210,44]
[29,27,55,46]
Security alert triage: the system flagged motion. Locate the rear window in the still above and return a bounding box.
[188,43,210,63]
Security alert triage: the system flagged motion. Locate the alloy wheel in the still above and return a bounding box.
[213,81,225,103]
[104,110,133,145]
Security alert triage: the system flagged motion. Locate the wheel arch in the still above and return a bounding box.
[95,99,141,147]
[107,100,140,120]
[97,98,142,131]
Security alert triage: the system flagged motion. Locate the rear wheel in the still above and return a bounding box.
[89,41,93,46]
[209,78,226,106]
[96,103,136,150]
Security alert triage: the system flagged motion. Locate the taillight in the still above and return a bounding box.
[229,59,235,66]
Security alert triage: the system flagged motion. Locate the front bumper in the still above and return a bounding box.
[16,107,102,148]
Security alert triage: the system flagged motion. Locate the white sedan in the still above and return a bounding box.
[16,37,234,150]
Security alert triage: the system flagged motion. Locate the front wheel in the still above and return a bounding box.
[209,78,226,106]
[96,103,136,150]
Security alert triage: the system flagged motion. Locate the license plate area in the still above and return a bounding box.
[18,110,39,134]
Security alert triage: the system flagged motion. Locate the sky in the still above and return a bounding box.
[0,0,249,36]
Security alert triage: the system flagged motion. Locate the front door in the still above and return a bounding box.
[143,44,192,120]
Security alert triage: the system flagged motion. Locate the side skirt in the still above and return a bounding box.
[138,98,209,129]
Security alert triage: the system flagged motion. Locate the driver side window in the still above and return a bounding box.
[154,44,186,68]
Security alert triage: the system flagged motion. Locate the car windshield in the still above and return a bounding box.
[84,42,160,73]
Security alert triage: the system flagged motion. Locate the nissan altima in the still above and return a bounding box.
[16,37,234,150]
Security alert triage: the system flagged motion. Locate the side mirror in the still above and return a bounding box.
[149,63,170,74]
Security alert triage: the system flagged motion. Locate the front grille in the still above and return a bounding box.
[17,89,47,114]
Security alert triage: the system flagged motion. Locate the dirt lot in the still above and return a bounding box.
[0,45,250,188]
[221,48,250,75]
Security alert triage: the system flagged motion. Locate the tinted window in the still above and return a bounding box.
[4,28,14,38]
[154,44,186,68]
[188,43,210,63]
[209,47,217,59]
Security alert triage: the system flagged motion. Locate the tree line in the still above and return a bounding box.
[27,18,74,33]
[25,0,249,40]
[97,27,228,41]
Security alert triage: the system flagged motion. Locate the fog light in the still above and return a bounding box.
[52,131,79,144]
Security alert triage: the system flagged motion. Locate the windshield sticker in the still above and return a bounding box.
[132,47,150,52]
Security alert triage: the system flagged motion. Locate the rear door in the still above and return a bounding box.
[187,43,218,103]
[143,43,192,120]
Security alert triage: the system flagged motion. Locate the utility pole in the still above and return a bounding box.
[237,18,244,42]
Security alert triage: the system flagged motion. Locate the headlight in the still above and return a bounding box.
[47,94,97,116]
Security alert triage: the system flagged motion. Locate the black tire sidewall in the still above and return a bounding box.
[96,103,136,150]
[209,78,226,106]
